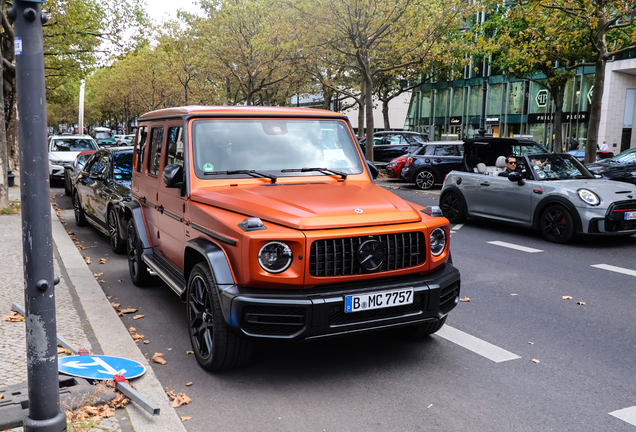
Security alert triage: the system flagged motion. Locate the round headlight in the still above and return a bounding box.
[430,228,447,256]
[258,241,293,274]
[577,189,600,206]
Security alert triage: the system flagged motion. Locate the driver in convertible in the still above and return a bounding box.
[499,155,521,177]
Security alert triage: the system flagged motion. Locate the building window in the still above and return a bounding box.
[507,82,524,115]
[468,85,482,116]
[487,83,503,115]
[451,88,464,117]
[435,89,449,118]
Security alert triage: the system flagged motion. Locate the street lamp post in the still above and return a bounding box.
[11,0,67,430]
[478,59,488,137]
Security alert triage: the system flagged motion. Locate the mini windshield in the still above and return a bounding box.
[192,119,363,179]
[527,154,595,180]
[512,144,546,156]
[51,139,98,152]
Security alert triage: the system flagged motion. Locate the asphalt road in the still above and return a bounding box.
[51,178,636,432]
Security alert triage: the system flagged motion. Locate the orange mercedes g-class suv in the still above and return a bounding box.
[124,106,460,371]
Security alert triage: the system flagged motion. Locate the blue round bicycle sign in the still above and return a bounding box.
[58,355,146,380]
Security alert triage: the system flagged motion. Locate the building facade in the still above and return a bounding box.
[405,52,636,155]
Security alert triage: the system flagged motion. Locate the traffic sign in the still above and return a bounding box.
[58,355,146,380]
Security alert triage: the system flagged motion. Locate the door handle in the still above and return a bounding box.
[480,181,490,186]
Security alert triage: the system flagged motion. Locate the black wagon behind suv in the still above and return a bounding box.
[400,141,464,190]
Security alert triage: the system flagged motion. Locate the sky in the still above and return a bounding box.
[146,0,202,23]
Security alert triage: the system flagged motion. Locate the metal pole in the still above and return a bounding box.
[78,80,85,135]
[11,0,67,430]
[478,62,488,137]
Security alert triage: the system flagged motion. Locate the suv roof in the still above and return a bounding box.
[139,105,345,121]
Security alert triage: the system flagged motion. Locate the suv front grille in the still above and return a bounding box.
[309,232,426,277]
[606,200,636,232]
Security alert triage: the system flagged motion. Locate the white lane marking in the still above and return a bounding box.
[451,223,464,232]
[591,264,636,277]
[610,406,636,426]
[436,325,521,363]
[487,241,543,253]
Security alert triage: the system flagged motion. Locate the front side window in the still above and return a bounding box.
[51,139,98,152]
[166,126,184,167]
[148,127,164,177]
[192,119,362,179]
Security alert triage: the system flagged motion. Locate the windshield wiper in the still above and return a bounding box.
[204,170,277,184]
[280,167,348,180]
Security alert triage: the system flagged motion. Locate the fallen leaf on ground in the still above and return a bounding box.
[132,334,144,341]
[111,303,121,308]
[99,258,108,264]
[166,390,192,407]
[83,256,91,264]
[78,246,86,250]
[181,416,191,421]
[562,296,573,300]
[71,237,77,240]
[528,342,534,345]
[107,295,112,299]
[128,327,136,334]
[2,312,24,322]
[186,382,193,386]
[133,315,144,320]
[427,404,433,409]
[98,279,105,283]
[117,280,122,283]
[144,340,149,344]
[576,301,586,305]
[93,272,103,277]
[153,353,167,365]
[511,293,518,296]
[186,351,194,355]
[460,296,471,302]
[118,308,138,316]
[532,359,540,364]
[57,347,66,354]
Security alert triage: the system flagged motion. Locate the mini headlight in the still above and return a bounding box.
[430,227,446,256]
[258,241,293,274]
[577,189,600,206]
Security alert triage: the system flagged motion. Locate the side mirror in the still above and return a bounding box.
[366,161,379,179]
[508,171,525,185]
[163,164,184,188]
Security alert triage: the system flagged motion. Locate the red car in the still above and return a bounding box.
[386,154,408,178]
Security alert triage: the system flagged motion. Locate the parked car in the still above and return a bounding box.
[400,141,464,190]
[113,134,126,143]
[123,106,460,371]
[566,149,614,163]
[96,137,118,147]
[440,137,636,243]
[73,146,133,254]
[48,135,99,182]
[122,134,135,145]
[586,147,636,185]
[358,131,429,167]
[63,150,97,196]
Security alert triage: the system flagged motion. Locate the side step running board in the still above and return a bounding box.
[143,251,186,296]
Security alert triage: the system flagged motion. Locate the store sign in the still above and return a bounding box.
[563,112,589,122]
[528,113,555,123]
[486,117,499,123]
[450,116,462,125]
[536,90,549,107]
[587,86,594,105]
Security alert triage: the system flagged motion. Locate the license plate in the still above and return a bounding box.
[345,288,413,313]
[625,212,636,220]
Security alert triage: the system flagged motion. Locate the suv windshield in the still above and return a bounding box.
[192,119,363,178]
[528,154,595,180]
[51,139,98,152]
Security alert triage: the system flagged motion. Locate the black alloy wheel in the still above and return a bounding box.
[540,204,575,243]
[415,169,435,190]
[440,192,467,224]
[108,207,126,254]
[187,263,253,371]
[73,191,87,226]
[64,171,72,196]
[126,219,152,286]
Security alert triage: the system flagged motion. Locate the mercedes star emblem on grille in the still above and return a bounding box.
[357,239,384,271]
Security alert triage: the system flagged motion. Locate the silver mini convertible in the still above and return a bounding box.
[440,138,636,243]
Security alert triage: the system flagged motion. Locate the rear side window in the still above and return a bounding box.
[148,127,164,177]
[165,126,184,168]
[135,127,147,173]
[434,145,461,156]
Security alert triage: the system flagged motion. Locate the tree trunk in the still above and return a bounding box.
[382,99,390,130]
[552,87,564,153]
[357,79,365,139]
[586,56,605,164]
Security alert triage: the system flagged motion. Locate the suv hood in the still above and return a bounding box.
[191,181,422,230]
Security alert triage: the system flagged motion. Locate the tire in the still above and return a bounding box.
[187,263,253,371]
[414,169,435,190]
[440,192,467,224]
[126,219,152,286]
[392,315,447,339]
[540,204,575,243]
[73,191,87,226]
[64,172,72,196]
[108,207,126,254]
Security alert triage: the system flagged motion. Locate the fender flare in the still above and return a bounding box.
[532,196,583,233]
[123,201,150,248]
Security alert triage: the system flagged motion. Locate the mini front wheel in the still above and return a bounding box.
[540,204,575,243]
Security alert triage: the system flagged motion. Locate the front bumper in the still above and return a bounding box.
[219,263,460,341]
[579,200,636,235]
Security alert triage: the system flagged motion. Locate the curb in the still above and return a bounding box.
[50,207,187,432]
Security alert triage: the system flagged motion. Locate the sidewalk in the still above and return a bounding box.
[0,184,186,432]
